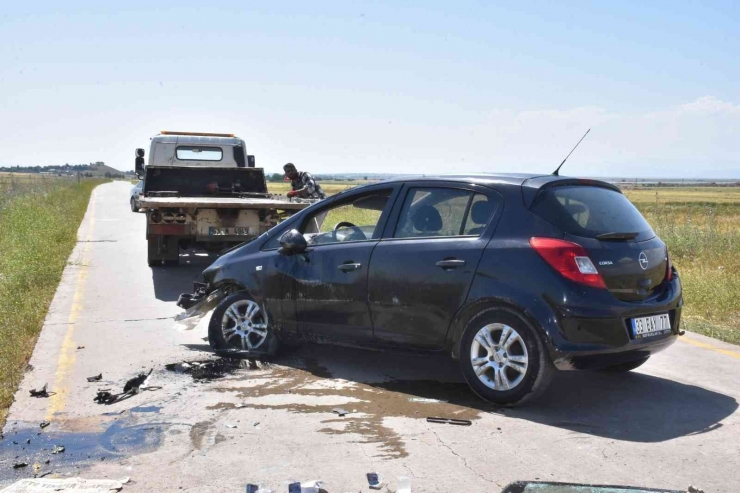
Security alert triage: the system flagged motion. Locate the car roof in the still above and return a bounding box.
[366,173,620,208]
[379,173,542,186]
[377,173,617,190]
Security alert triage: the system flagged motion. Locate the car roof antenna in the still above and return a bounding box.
[552,128,591,176]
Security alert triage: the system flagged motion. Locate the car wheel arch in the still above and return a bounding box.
[445,298,553,359]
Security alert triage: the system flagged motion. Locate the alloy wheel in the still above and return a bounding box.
[470,323,529,391]
[220,299,268,350]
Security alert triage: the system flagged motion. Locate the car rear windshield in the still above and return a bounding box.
[531,186,654,239]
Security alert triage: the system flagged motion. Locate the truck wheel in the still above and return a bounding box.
[209,292,279,355]
[459,308,553,406]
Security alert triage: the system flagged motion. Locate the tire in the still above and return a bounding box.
[147,258,161,267]
[130,197,138,212]
[600,357,649,372]
[208,292,279,356]
[459,308,554,406]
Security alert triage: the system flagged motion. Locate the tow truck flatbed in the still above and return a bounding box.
[139,196,312,210]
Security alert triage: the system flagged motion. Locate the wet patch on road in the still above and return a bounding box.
[199,353,496,460]
[0,418,170,482]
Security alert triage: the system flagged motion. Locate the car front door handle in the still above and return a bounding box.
[338,262,362,272]
[436,259,466,269]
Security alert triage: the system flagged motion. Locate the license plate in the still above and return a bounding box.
[631,313,671,339]
[209,227,251,236]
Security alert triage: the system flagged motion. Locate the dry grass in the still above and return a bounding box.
[624,186,740,204]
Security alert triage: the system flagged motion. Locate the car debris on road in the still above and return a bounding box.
[426,417,472,426]
[331,407,349,417]
[29,384,50,398]
[123,369,152,394]
[86,374,102,382]
[39,421,50,429]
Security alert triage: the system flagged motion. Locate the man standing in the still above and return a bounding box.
[283,163,326,199]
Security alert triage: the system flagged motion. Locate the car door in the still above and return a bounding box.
[368,184,501,349]
[282,186,399,342]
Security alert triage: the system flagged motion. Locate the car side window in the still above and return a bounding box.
[394,188,494,238]
[300,189,392,246]
[463,193,496,235]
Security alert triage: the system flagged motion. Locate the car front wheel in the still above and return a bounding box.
[130,197,138,212]
[208,292,278,356]
[460,308,553,406]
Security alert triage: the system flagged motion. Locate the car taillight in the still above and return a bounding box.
[529,237,607,289]
[665,248,673,282]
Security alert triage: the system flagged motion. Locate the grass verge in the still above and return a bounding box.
[0,179,108,425]
[637,202,740,345]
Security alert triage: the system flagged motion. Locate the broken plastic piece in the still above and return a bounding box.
[94,390,117,404]
[397,475,411,493]
[87,374,103,382]
[76,346,85,349]
[123,369,152,393]
[30,384,50,398]
[52,445,65,454]
[12,462,28,469]
[367,472,383,490]
[39,421,50,429]
[224,422,238,429]
[332,407,348,417]
[246,484,273,493]
[426,417,472,426]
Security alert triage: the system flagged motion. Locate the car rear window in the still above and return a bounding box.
[531,186,654,239]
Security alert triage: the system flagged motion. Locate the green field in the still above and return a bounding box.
[0,177,108,424]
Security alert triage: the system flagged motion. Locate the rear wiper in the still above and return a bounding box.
[596,232,639,241]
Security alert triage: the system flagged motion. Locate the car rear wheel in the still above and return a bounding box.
[208,292,278,355]
[600,357,649,372]
[460,308,553,406]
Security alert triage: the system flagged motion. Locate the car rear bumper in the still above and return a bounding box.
[547,275,683,370]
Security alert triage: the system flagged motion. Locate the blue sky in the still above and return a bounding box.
[1,1,738,177]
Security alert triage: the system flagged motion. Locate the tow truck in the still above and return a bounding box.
[135,131,315,266]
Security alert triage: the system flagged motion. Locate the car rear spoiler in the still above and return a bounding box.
[520,176,622,209]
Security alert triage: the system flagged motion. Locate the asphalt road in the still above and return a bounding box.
[2,181,739,492]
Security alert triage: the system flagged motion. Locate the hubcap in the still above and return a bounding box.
[220,299,268,351]
[470,323,528,391]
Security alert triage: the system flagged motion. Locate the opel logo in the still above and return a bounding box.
[638,252,649,270]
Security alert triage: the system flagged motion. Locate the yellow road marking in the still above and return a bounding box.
[45,191,96,419]
[679,336,740,359]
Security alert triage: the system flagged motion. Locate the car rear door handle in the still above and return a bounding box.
[436,259,466,269]
[338,262,362,272]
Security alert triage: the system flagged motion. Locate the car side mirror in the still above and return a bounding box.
[278,229,307,255]
[135,148,145,178]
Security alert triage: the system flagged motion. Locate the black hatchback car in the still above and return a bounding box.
[198,174,682,405]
